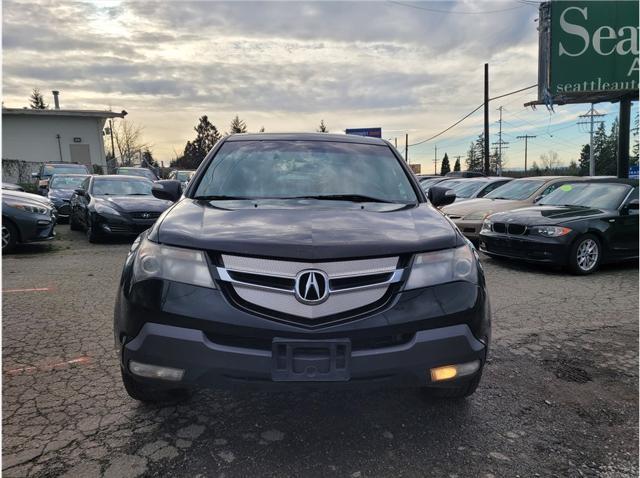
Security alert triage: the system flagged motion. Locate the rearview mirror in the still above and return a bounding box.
[428,186,456,208]
[152,180,182,202]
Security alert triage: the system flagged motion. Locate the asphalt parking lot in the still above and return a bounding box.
[2,225,638,478]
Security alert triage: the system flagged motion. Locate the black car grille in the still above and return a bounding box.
[492,222,527,235]
[129,211,162,220]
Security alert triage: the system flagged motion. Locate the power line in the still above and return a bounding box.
[387,0,526,15]
[409,84,537,147]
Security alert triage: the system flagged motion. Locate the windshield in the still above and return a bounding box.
[439,179,486,198]
[43,165,88,177]
[176,171,193,182]
[194,141,417,203]
[485,179,544,200]
[539,183,630,209]
[419,178,444,191]
[91,178,153,196]
[117,168,157,180]
[49,175,88,189]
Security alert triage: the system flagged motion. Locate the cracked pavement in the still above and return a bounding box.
[2,225,638,477]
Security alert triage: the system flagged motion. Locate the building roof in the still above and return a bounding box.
[2,108,127,119]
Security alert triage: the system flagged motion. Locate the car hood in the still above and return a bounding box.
[48,189,75,201]
[155,199,461,260]
[441,197,531,218]
[3,190,52,206]
[95,196,173,212]
[488,205,609,226]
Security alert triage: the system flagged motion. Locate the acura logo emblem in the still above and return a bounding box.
[294,269,329,305]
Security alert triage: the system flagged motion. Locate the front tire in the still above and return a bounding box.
[2,222,18,253]
[86,218,100,243]
[569,234,601,275]
[121,369,190,403]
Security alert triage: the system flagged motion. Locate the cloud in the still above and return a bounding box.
[5,0,616,169]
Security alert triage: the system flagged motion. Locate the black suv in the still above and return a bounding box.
[114,133,491,402]
[32,163,89,195]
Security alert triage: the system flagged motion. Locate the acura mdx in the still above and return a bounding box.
[114,133,491,402]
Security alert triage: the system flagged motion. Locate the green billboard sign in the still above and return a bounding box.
[539,1,639,101]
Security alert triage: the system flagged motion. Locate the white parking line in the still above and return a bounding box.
[2,287,52,293]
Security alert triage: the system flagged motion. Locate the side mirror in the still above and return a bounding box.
[533,195,543,203]
[626,198,639,212]
[428,186,456,208]
[74,188,85,196]
[152,180,182,202]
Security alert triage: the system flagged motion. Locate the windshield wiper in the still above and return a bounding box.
[281,194,396,203]
[127,193,151,196]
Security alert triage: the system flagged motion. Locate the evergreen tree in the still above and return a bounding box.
[229,115,247,134]
[465,134,484,172]
[453,156,461,172]
[141,148,159,168]
[259,126,265,133]
[175,116,221,169]
[593,122,614,175]
[317,120,328,133]
[578,144,590,174]
[29,88,47,109]
[530,161,542,176]
[439,153,451,176]
[489,148,500,175]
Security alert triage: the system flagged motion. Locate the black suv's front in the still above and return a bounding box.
[115,134,490,397]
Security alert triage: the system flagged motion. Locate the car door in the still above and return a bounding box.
[609,187,639,257]
[75,177,91,227]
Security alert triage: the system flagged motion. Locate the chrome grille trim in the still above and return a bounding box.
[217,255,402,320]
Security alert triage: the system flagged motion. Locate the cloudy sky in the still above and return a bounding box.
[2,1,635,170]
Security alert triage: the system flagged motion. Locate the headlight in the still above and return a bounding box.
[133,238,216,288]
[405,245,478,290]
[6,202,49,215]
[481,219,493,233]
[532,226,572,237]
[463,210,491,221]
[95,203,121,216]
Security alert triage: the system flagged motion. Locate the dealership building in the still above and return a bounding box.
[2,95,126,184]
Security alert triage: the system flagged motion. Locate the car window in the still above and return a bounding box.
[80,177,90,191]
[91,178,153,196]
[439,179,487,198]
[43,165,89,177]
[478,180,509,197]
[539,183,631,209]
[485,179,545,200]
[540,182,563,198]
[194,141,417,203]
[622,186,639,214]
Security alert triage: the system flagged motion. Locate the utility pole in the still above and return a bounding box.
[108,119,116,159]
[492,106,509,176]
[483,63,490,175]
[577,105,605,176]
[433,145,438,174]
[617,95,632,178]
[405,133,409,163]
[516,134,536,174]
[394,137,397,148]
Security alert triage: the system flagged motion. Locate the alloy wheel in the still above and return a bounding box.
[576,238,599,272]
[2,225,10,250]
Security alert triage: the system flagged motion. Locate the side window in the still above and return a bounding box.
[478,181,506,197]
[623,187,639,215]
[540,182,561,197]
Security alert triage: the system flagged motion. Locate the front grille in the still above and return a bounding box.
[492,222,526,235]
[129,211,162,220]
[215,254,405,327]
[107,224,131,233]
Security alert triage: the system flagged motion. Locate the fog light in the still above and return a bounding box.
[430,360,480,382]
[129,361,184,381]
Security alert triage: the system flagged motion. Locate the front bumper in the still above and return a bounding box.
[449,218,483,241]
[479,231,572,264]
[123,322,486,390]
[116,276,491,390]
[93,213,156,236]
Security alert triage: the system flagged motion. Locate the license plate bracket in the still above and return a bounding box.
[271,338,351,382]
